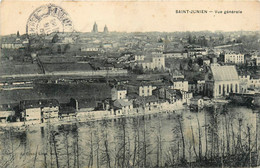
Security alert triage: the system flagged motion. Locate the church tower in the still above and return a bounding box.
[92,22,98,33]
[103,25,108,33]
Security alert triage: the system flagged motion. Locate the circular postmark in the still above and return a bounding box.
[26,4,74,34]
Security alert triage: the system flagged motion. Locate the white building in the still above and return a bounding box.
[163,51,188,59]
[81,44,100,52]
[224,53,244,64]
[1,43,23,49]
[139,85,156,97]
[248,77,260,89]
[170,79,189,92]
[111,99,133,115]
[111,86,127,100]
[135,55,145,61]
[137,55,165,70]
[256,56,260,66]
[0,104,15,122]
[205,65,240,98]
[20,99,59,123]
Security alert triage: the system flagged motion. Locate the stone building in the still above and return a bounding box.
[224,52,244,64]
[137,55,165,71]
[205,65,240,98]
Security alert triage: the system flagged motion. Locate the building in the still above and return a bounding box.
[205,65,240,98]
[163,51,188,59]
[188,80,205,95]
[111,86,127,100]
[20,99,59,123]
[139,85,156,97]
[81,44,101,52]
[188,48,207,57]
[104,25,108,33]
[111,99,133,115]
[137,55,165,71]
[181,91,193,105]
[224,52,244,64]
[135,54,145,61]
[170,78,188,92]
[256,56,260,66]
[248,77,260,89]
[153,87,182,104]
[92,22,98,33]
[0,104,15,122]
[134,95,160,112]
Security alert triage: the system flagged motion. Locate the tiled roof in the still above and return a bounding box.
[211,65,239,81]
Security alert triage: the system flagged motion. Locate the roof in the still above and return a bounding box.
[20,99,59,109]
[135,95,159,106]
[210,65,239,81]
[113,99,132,108]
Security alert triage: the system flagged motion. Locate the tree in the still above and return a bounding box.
[17,31,20,38]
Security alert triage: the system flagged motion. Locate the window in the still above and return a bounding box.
[235,84,238,93]
[219,85,221,94]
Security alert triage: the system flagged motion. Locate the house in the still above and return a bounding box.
[188,80,205,95]
[188,48,207,57]
[111,99,133,115]
[163,51,188,59]
[81,44,101,52]
[135,54,145,61]
[111,86,127,100]
[181,91,193,105]
[205,65,240,98]
[139,85,156,97]
[153,87,182,104]
[136,55,165,71]
[248,77,260,89]
[223,52,244,64]
[134,95,160,113]
[1,37,24,49]
[170,78,188,92]
[0,104,16,122]
[20,99,59,123]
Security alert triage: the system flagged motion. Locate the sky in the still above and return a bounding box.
[0,0,260,35]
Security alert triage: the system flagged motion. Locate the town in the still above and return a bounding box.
[0,23,259,126]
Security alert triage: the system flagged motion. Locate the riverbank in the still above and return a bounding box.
[0,105,188,130]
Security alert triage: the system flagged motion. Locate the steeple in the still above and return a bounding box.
[103,25,108,33]
[92,22,98,33]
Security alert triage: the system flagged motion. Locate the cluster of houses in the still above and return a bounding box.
[1,59,260,124]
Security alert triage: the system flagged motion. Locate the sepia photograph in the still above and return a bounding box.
[0,0,260,167]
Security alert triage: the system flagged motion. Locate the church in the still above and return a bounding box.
[205,65,240,98]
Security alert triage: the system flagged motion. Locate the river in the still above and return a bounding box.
[0,103,259,168]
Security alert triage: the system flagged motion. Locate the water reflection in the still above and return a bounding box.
[0,104,259,167]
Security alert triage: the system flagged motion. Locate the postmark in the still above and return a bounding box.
[26,4,74,34]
